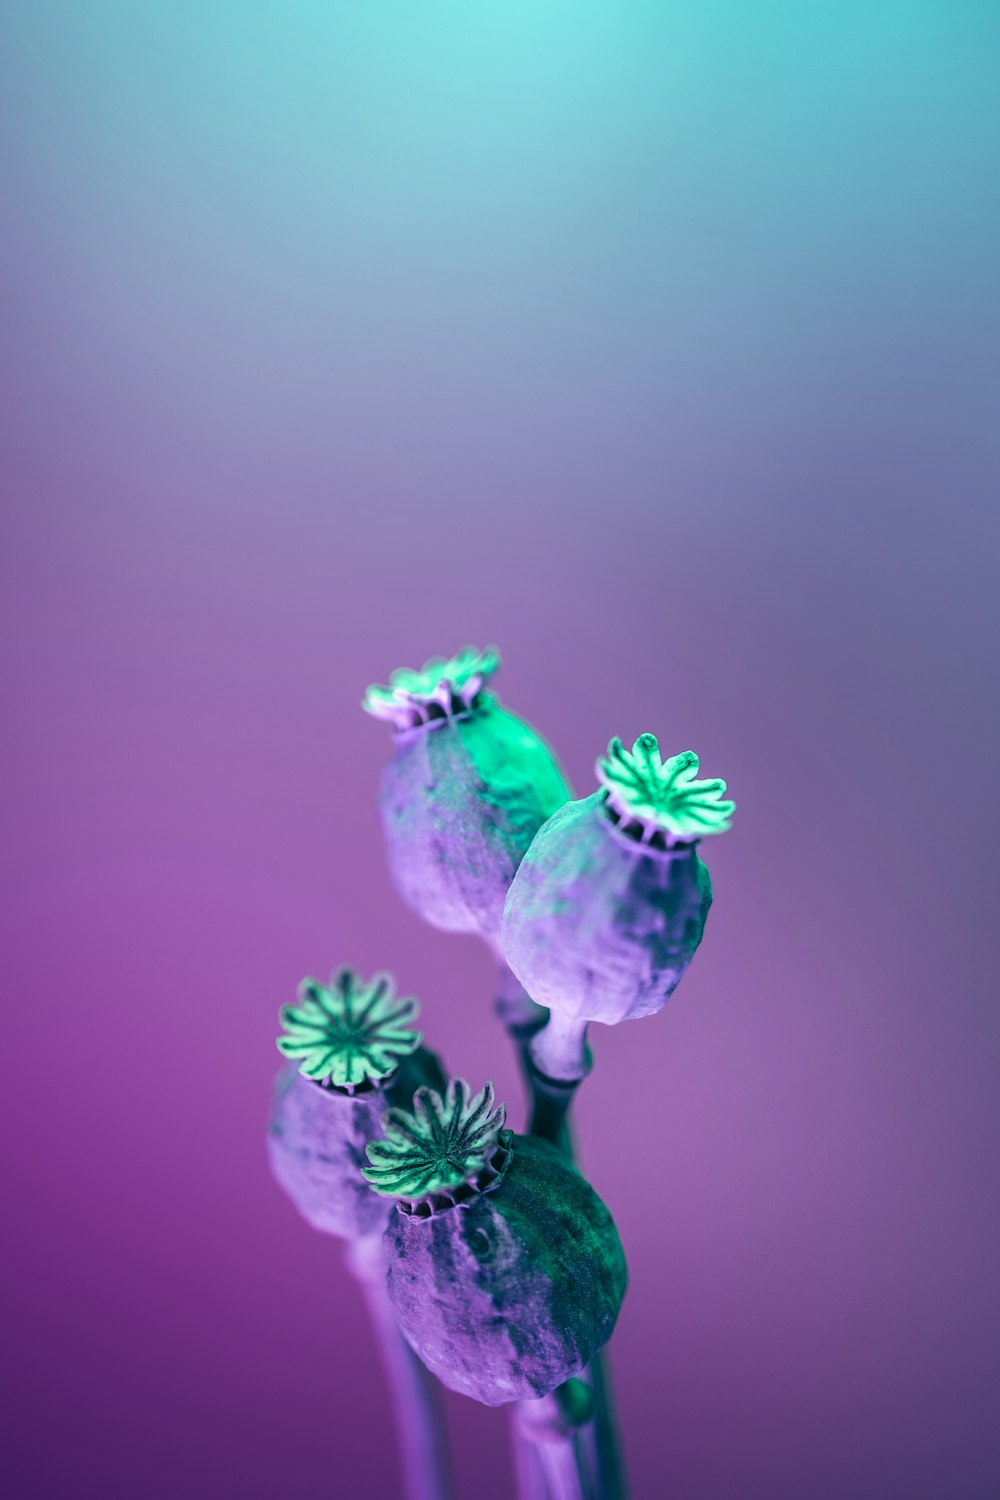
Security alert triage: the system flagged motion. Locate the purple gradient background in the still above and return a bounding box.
[2,5,999,1497]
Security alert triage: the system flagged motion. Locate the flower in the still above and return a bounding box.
[276,968,422,1091]
[362,648,570,999]
[502,733,733,1080]
[363,1080,506,1201]
[364,1082,627,1406]
[597,734,735,843]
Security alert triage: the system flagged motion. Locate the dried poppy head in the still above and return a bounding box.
[267,967,443,1241]
[364,1080,627,1406]
[503,734,734,1079]
[363,648,570,1028]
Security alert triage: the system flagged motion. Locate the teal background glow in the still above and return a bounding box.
[2,4,998,1497]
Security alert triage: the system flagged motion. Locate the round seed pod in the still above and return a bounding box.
[502,734,735,1079]
[363,648,570,962]
[363,1081,627,1406]
[267,967,445,1241]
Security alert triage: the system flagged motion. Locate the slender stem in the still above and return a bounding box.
[346,1235,457,1500]
[528,1009,592,1083]
[535,1436,590,1500]
[494,953,549,1034]
[517,1389,595,1500]
[588,1350,627,1500]
[525,1055,580,1153]
[510,1410,551,1500]
[514,1036,629,1500]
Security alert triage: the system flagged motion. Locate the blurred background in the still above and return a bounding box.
[2,3,998,1496]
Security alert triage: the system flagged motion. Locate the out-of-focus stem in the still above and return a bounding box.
[513,1028,628,1500]
[587,1349,627,1500]
[510,1411,551,1500]
[494,953,549,1034]
[346,1235,457,1500]
[534,1436,590,1500]
[517,1385,596,1500]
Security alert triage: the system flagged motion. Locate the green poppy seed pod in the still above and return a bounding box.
[362,649,570,963]
[363,1081,627,1406]
[267,967,445,1241]
[502,734,735,1079]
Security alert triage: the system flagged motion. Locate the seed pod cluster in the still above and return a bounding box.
[267,652,738,1473]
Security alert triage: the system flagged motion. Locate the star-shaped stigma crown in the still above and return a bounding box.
[276,967,422,1091]
[362,646,500,729]
[363,1080,506,1200]
[597,733,735,842]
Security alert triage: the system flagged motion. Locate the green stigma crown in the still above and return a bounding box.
[597,733,735,841]
[363,1080,506,1200]
[362,646,500,729]
[276,968,422,1090]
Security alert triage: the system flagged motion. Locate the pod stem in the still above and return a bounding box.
[524,1051,579,1154]
[510,1412,557,1500]
[586,1349,628,1500]
[528,1010,592,1083]
[516,1387,596,1500]
[346,1235,457,1500]
[531,1434,592,1500]
[494,955,549,1034]
[507,1016,628,1499]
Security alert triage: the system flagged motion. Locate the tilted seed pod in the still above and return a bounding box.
[267,967,445,1241]
[502,733,735,1080]
[363,1080,627,1406]
[362,649,570,984]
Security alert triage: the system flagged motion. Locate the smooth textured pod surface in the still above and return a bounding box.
[384,1134,627,1406]
[379,701,570,944]
[502,793,713,1026]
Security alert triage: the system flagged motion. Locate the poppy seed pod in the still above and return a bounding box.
[267,967,445,1241]
[363,1080,627,1407]
[362,649,570,968]
[502,734,735,1080]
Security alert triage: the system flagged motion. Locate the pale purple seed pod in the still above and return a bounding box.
[266,967,446,1241]
[363,648,570,959]
[502,735,734,1079]
[363,1081,627,1406]
[268,1065,392,1240]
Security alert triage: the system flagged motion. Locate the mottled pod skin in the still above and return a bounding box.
[380,699,570,946]
[267,1048,446,1241]
[384,1135,627,1406]
[502,792,713,1028]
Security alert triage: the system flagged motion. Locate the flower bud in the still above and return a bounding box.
[502,734,735,1079]
[267,967,445,1241]
[363,1080,627,1406]
[363,648,570,954]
